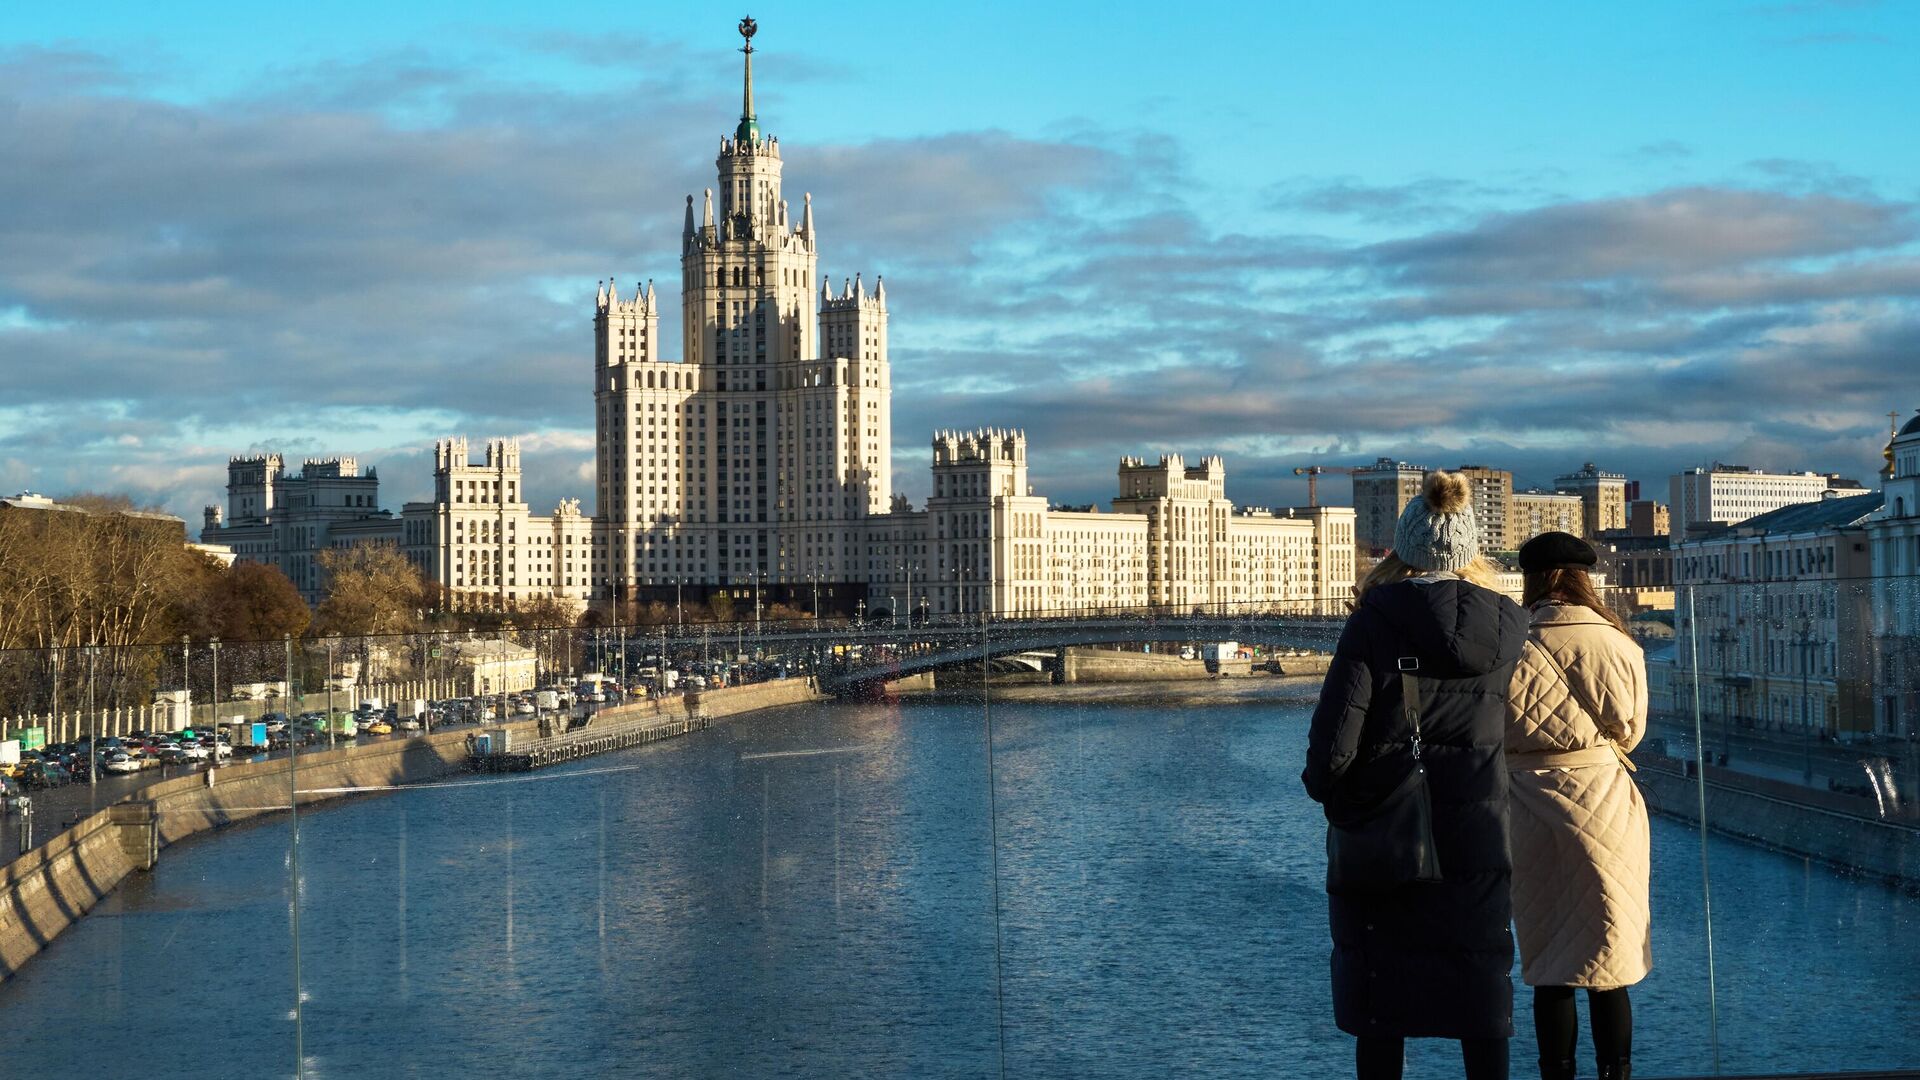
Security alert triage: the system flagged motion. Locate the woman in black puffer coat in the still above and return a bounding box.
[1304,470,1530,1080]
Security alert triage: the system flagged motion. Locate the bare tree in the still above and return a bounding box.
[312,544,425,638]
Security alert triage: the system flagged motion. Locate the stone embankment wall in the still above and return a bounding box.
[0,719,536,983]
[0,677,823,984]
[1063,649,1222,683]
[1268,654,1333,677]
[1634,752,1920,888]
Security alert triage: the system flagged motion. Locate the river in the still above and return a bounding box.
[1,686,1915,1078]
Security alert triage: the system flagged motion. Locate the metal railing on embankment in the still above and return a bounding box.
[469,709,707,773]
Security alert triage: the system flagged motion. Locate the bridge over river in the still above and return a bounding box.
[804,613,1347,694]
[621,611,1345,694]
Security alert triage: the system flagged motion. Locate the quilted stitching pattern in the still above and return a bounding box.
[1506,604,1653,989]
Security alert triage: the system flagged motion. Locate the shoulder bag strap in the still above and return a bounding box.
[1397,657,1422,760]
[1529,638,1636,773]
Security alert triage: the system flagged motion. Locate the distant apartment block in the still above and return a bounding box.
[1554,462,1629,538]
[853,432,1356,619]
[200,455,386,602]
[1671,492,1882,735]
[1510,489,1585,545]
[1352,458,1429,557]
[1668,464,1861,541]
[399,438,593,612]
[1627,499,1670,538]
[1454,465,1514,554]
[200,440,592,612]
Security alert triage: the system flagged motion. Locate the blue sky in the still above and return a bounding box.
[3,1,1917,519]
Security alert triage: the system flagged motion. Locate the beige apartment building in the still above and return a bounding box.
[1554,462,1630,538]
[202,440,595,613]
[1510,489,1585,545]
[858,431,1355,620]
[1448,466,1513,554]
[397,438,594,613]
[1627,499,1670,537]
[1669,492,1882,735]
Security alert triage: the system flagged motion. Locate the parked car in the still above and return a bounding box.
[22,760,72,789]
[361,719,393,736]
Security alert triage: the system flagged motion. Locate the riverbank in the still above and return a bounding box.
[1634,749,1920,890]
[0,677,820,985]
[914,670,1326,708]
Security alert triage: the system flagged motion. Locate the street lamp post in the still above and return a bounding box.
[85,643,98,802]
[181,635,191,742]
[210,636,221,769]
[326,638,338,750]
[754,570,764,637]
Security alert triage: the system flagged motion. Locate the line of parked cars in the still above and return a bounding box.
[0,730,235,793]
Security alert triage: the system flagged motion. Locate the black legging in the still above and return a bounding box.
[1357,1036,1508,1080]
[1534,986,1632,1065]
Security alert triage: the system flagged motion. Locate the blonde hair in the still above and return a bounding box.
[1354,552,1500,605]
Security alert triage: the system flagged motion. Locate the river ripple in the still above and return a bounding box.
[0,690,1914,1078]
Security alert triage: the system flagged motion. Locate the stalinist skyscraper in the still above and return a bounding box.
[594,17,891,609]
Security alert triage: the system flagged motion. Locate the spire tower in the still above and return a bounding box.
[736,16,759,143]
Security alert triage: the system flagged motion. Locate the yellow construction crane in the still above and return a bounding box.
[1292,465,1361,507]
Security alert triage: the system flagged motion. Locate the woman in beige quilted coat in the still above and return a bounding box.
[1505,532,1650,1080]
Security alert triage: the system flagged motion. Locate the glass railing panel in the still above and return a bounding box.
[6,590,1917,1077]
[1664,578,1920,1076]
[278,622,1004,1077]
[1689,577,1917,1075]
[982,603,1355,1074]
[0,637,303,1077]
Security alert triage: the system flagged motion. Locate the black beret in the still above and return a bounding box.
[1518,530,1597,573]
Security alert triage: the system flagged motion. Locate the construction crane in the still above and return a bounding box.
[1292,465,1362,507]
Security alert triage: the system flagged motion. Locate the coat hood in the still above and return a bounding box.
[1362,576,1528,679]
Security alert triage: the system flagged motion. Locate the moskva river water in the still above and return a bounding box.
[2,687,1915,1078]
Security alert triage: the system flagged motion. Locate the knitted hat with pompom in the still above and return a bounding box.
[1393,470,1482,572]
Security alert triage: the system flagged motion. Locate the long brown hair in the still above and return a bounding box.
[1521,568,1629,635]
[1355,552,1500,605]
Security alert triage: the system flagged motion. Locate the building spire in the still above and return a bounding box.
[736,16,760,143]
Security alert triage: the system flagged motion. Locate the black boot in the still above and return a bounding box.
[1538,1059,1576,1080]
[1597,1061,1630,1080]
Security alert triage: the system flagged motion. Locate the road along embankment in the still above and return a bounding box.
[1634,750,1920,889]
[0,678,822,984]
